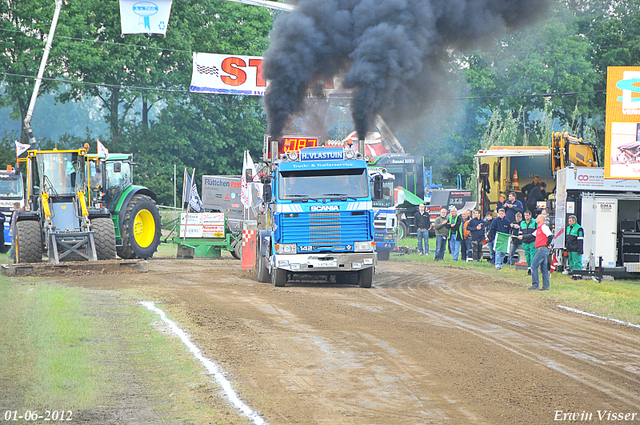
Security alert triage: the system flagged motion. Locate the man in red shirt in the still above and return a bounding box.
[528,213,553,291]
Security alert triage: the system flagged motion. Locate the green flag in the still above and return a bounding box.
[494,232,511,254]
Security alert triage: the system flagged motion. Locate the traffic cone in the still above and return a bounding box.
[512,169,520,191]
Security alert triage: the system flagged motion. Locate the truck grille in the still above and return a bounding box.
[281,212,371,246]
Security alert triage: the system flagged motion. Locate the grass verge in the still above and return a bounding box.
[0,277,234,424]
[391,237,640,325]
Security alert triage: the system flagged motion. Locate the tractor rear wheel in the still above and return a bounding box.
[15,221,42,264]
[117,195,161,260]
[92,217,116,260]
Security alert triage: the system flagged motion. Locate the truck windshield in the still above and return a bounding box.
[372,180,395,208]
[0,176,23,199]
[279,168,369,200]
[36,152,79,196]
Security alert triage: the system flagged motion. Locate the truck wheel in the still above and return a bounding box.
[230,238,242,260]
[118,195,161,260]
[272,267,287,287]
[15,221,42,264]
[377,250,390,261]
[358,268,373,288]
[92,217,116,260]
[257,246,270,283]
[396,221,408,240]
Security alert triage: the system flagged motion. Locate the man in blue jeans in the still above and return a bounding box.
[414,203,431,255]
[446,206,463,261]
[433,208,448,261]
[529,213,553,291]
[489,208,510,270]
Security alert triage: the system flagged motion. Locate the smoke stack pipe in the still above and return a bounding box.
[358,139,365,156]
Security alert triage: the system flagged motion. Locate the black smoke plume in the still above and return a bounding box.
[263,0,549,140]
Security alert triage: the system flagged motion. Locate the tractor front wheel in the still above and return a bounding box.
[92,217,116,260]
[118,195,161,259]
[15,220,42,264]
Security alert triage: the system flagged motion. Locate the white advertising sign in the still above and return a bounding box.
[119,0,172,35]
[190,53,266,96]
[180,213,225,238]
[190,53,347,98]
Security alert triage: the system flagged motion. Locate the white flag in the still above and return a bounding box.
[15,140,30,157]
[97,140,109,159]
[119,0,173,35]
[241,151,257,209]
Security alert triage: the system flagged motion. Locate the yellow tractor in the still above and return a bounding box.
[14,148,116,263]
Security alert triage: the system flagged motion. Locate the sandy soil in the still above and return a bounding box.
[50,257,640,425]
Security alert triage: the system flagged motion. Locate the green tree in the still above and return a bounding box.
[0,0,67,143]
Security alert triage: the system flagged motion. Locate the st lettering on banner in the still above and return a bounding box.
[190,53,266,96]
[119,0,173,35]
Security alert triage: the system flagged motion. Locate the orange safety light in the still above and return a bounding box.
[6,164,12,172]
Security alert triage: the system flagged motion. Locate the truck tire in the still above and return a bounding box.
[377,250,390,261]
[230,238,242,260]
[15,221,42,264]
[92,217,116,260]
[358,267,373,288]
[272,267,287,287]
[257,246,270,283]
[396,221,408,240]
[117,195,161,260]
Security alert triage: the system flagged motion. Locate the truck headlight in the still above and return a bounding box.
[275,243,297,254]
[354,241,374,252]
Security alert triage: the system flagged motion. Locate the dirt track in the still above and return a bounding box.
[55,257,640,424]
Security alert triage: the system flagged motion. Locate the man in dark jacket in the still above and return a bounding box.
[526,181,547,216]
[489,208,510,270]
[414,203,431,255]
[518,210,537,275]
[468,210,485,262]
[433,208,449,261]
[484,212,495,263]
[509,212,523,265]
[521,174,540,200]
[565,215,584,273]
[503,192,524,223]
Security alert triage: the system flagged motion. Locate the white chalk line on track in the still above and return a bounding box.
[558,305,640,329]
[140,301,268,425]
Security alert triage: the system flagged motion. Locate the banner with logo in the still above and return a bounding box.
[190,53,266,96]
[119,0,172,35]
[190,53,347,98]
[605,66,640,179]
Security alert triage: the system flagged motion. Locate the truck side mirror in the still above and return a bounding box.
[372,175,384,200]
[245,168,253,182]
[263,183,272,203]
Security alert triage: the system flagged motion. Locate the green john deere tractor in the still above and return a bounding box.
[88,153,161,259]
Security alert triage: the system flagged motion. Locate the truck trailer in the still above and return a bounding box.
[554,166,640,277]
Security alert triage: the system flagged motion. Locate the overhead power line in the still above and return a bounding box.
[0,71,265,109]
[0,71,606,102]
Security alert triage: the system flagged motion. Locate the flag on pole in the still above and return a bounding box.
[119,0,173,35]
[241,151,258,209]
[550,252,559,274]
[15,140,30,157]
[97,140,109,159]
[181,168,190,210]
[188,171,204,213]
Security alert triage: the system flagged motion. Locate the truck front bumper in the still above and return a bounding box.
[272,252,377,273]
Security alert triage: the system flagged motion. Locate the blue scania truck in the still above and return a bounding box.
[255,136,378,288]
